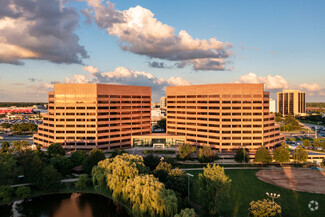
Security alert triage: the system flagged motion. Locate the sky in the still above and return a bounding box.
[0,0,324,102]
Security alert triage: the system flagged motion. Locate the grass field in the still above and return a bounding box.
[189,169,324,217]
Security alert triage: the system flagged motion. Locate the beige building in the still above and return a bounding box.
[160,96,167,109]
[166,83,284,151]
[277,90,306,116]
[33,84,151,150]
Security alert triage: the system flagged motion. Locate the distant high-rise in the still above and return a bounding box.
[166,83,284,151]
[33,84,151,150]
[269,99,277,113]
[160,96,167,109]
[277,90,306,116]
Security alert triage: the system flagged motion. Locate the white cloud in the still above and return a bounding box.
[298,83,322,92]
[84,0,232,71]
[235,73,289,89]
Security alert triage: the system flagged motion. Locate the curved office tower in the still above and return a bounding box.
[33,84,151,150]
[166,83,284,152]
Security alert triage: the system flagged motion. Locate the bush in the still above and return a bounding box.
[234,148,249,163]
[249,199,281,217]
[178,144,196,160]
[254,147,272,163]
[0,185,13,203]
[174,208,196,217]
[16,186,31,199]
[75,174,89,190]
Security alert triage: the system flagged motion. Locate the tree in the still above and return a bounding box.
[320,140,325,149]
[12,140,29,152]
[313,139,320,148]
[91,166,107,190]
[109,149,127,158]
[23,154,44,183]
[155,161,172,172]
[82,148,105,173]
[50,155,73,176]
[123,174,178,217]
[234,148,249,163]
[254,147,272,163]
[37,165,62,192]
[178,144,196,160]
[96,154,147,199]
[1,141,10,153]
[302,139,312,148]
[16,186,31,199]
[143,154,160,171]
[154,161,173,183]
[47,143,65,156]
[293,146,308,163]
[198,145,219,163]
[249,199,281,217]
[157,118,166,132]
[273,144,290,164]
[71,150,87,166]
[75,174,89,190]
[0,185,13,203]
[174,208,196,217]
[0,154,17,185]
[198,164,232,216]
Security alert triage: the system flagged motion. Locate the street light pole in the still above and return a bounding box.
[186,173,194,203]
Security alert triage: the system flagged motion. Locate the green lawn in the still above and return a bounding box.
[189,169,324,217]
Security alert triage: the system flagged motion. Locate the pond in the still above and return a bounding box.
[0,193,131,217]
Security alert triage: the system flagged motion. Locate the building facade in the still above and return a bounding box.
[166,84,284,151]
[277,90,306,116]
[33,84,151,150]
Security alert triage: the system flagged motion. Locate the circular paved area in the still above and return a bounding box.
[256,168,325,194]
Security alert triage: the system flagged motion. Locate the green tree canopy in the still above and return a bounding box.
[12,140,29,152]
[174,208,196,217]
[198,164,232,216]
[249,199,281,217]
[71,150,87,166]
[75,174,89,190]
[234,148,249,163]
[82,148,105,173]
[254,147,272,163]
[143,154,161,171]
[23,154,44,183]
[198,145,219,163]
[37,165,62,192]
[0,153,17,185]
[303,139,312,148]
[273,144,290,163]
[1,141,10,153]
[178,144,196,160]
[16,186,31,199]
[293,146,308,163]
[47,143,65,156]
[0,185,13,203]
[50,155,73,176]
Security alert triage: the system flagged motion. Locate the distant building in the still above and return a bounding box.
[33,83,151,150]
[277,90,306,116]
[269,99,277,113]
[160,97,167,109]
[0,107,33,114]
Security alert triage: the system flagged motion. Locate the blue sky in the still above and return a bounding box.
[0,0,324,102]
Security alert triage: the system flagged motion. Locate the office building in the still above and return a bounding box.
[277,90,306,116]
[33,84,151,150]
[269,99,277,113]
[165,83,284,151]
[160,96,167,109]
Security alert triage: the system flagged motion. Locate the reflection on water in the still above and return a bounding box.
[0,193,130,217]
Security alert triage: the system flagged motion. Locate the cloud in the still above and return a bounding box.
[64,65,191,100]
[298,83,322,92]
[235,73,289,89]
[84,0,232,71]
[29,78,42,82]
[0,0,88,65]
[148,61,170,69]
[12,83,24,86]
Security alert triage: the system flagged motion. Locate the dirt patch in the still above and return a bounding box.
[256,168,325,194]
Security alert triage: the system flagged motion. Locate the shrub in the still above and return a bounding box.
[234,148,249,163]
[75,174,89,190]
[249,199,281,217]
[178,144,196,160]
[198,145,219,163]
[16,186,31,199]
[174,208,196,217]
